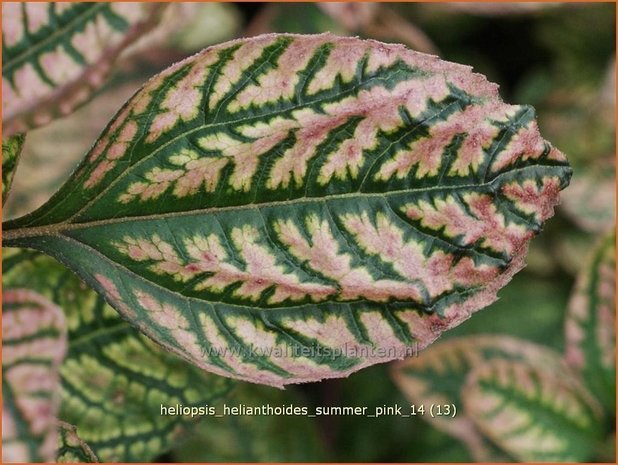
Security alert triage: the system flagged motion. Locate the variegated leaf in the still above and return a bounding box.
[2,2,164,137]
[3,33,571,386]
[2,133,25,205]
[2,288,67,463]
[565,231,616,411]
[2,250,232,462]
[56,421,98,463]
[390,335,564,461]
[464,358,604,462]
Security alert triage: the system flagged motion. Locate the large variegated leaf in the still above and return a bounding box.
[3,250,232,462]
[2,2,164,137]
[565,231,616,411]
[390,335,564,461]
[2,288,67,463]
[3,33,571,386]
[2,134,25,205]
[464,358,604,462]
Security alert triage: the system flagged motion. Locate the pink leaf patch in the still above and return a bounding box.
[2,289,67,463]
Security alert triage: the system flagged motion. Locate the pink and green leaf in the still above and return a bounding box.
[464,358,604,462]
[2,133,25,205]
[565,231,616,411]
[3,33,571,386]
[2,288,67,463]
[3,250,232,462]
[390,335,565,461]
[2,2,164,137]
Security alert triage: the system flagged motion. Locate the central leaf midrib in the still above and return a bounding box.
[2,163,559,242]
[478,378,598,439]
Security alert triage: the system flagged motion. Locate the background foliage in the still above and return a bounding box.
[3,2,615,462]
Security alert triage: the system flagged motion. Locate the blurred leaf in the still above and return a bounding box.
[169,3,241,52]
[549,218,598,276]
[3,250,232,462]
[549,55,615,235]
[125,3,241,57]
[408,4,485,47]
[537,81,614,178]
[2,2,165,137]
[408,3,548,93]
[513,68,554,106]
[2,133,25,206]
[2,288,67,463]
[246,3,345,36]
[251,3,438,55]
[561,164,616,233]
[599,56,616,123]
[448,2,561,16]
[362,7,439,55]
[391,335,564,461]
[318,2,379,31]
[598,432,617,462]
[565,231,616,412]
[537,3,615,88]
[173,383,325,462]
[337,364,472,462]
[464,358,604,461]
[524,233,560,276]
[56,421,98,463]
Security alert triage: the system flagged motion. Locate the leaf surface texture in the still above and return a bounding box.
[4,33,572,385]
